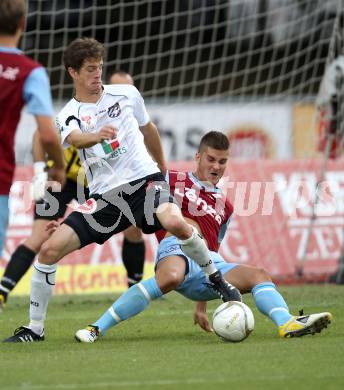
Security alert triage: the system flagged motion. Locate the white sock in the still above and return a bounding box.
[178,226,217,275]
[28,261,56,335]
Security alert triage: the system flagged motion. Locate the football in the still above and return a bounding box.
[212,301,254,342]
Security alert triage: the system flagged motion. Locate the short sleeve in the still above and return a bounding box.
[55,111,81,148]
[23,67,54,116]
[131,86,150,126]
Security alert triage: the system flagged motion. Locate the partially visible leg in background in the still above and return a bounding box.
[3,223,81,342]
[0,220,50,307]
[0,195,10,310]
[122,226,145,288]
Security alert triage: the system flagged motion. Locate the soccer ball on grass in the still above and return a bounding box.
[212,301,254,342]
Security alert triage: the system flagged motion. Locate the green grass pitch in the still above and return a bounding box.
[0,285,343,390]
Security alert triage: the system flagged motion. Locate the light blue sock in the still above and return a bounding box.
[252,282,292,326]
[93,277,163,334]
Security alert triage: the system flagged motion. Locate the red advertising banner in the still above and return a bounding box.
[1,159,343,295]
[171,159,343,282]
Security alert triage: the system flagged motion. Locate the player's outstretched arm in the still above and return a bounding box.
[66,126,117,148]
[140,121,167,174]
[36,116,64,168]
[32,130,46,162]
[31,130,49,201]
[193,301,213,333]
[35,116,65,186]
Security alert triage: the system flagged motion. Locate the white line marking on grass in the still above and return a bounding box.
[3,374,344,390]
[0,378,227,390]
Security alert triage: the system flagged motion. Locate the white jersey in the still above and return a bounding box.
[317,55,344,107]
[56,84,159,194]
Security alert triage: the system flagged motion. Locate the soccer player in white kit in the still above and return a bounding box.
[4,37,240,342]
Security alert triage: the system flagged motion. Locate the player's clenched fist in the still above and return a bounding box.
[97,125,117,143]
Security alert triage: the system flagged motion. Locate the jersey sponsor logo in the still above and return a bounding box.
[70,198,97,214]
[175,186,224,224]
[107,102,121,118]
[108,146,127,159]
[0,64,19,80]
[80,115,95,131]
[101,139,120,154]
[81,115,92,124]
[158,244,180,257]
[97,109,107,115]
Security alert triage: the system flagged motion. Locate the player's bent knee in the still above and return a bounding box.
[40,240,61,264]
[156,271,183,293]
[123,226,143,242]
[24,236,46,254]
[227,264,272,293]
[252,267,272,284]
[164,219,189,238]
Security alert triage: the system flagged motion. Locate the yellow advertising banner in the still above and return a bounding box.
[1,263,155,296]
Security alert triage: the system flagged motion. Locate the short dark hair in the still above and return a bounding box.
[108,69,134,85]
[199,131,230,152]
[0,0,26,35]
[108,69,130,79]
[63,37,105,72]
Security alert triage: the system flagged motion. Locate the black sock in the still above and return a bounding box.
[0,244,36,301]
[122,238,145,288]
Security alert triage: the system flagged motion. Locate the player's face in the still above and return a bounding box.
[195,146,229,186]
[71,58,103,94]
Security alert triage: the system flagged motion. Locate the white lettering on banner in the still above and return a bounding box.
[325,172,344,213]
[261,181,282,215]
[9,181,34,225]
[290,226,342,260]
[219,229,249,263]
[274,173,315,217]
[232,182,261,216]
[273,172,340,217]
[4,161,343,284]
[149,103,292,160]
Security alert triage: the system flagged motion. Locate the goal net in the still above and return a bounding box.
[13,0,344,283]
